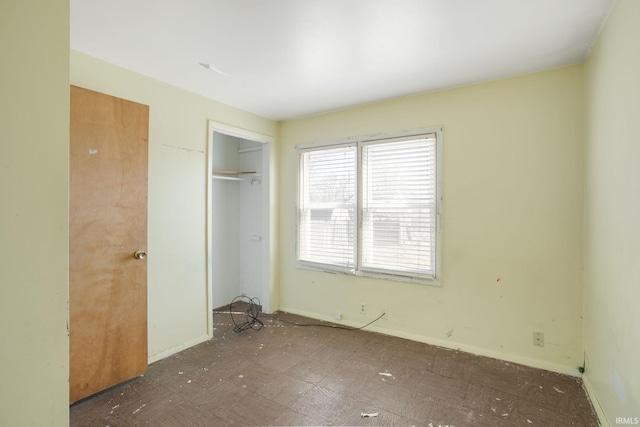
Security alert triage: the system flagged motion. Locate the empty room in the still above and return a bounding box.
[1,0,639,426]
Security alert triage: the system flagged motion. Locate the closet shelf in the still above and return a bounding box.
[212,170,261,183]
[212,170,257,175]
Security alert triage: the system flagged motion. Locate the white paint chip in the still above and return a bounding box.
[378,372,393,377]
[361,412,379,418]
[132,404,146,414]
[553,386,565,394]
[89,148,98,155]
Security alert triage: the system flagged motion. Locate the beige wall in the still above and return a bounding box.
[0,0,70,425]
[70,51,277,360]
[279,65,585,374]
[583,0,640,423]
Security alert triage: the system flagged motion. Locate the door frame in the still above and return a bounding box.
[205,120,274,337]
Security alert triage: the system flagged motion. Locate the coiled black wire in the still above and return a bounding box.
[229,295,264,332]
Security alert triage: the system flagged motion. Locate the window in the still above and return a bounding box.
[297,128,442,283]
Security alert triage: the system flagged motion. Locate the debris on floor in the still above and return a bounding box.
[378,371,395,381]
[361,411,379,418]
[132,404,146,414]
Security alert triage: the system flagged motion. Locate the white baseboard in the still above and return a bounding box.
[278,306,581,377]
[583,374,610,427]
[147,334,210,364]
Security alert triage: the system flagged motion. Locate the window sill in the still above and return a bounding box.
[296,260,441,286]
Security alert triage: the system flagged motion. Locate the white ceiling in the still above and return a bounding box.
[70,0,614,121]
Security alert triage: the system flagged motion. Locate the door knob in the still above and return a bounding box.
[134,250,147,260]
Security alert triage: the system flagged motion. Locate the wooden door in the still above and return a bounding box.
[69,86,149,403]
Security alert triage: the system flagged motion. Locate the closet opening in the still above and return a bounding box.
[206,121,273,337]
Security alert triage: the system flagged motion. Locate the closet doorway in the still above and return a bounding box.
[206,121,273,334]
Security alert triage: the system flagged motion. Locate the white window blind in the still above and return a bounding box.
[361,137,436,277]
[297,129,440,283]
[298,145,356,269]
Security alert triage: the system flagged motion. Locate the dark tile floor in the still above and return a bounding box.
[71,303,599,426]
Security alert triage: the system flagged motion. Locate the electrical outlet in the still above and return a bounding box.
[533,331,544,347]
[360,304,366,314]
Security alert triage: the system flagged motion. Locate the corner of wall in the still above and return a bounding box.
[582,0,640,424]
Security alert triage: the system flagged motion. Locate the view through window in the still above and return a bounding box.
[297,129,441,283]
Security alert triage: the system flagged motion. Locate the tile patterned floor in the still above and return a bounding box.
[70,304,599,426]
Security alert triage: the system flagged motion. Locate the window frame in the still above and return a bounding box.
[295,126,443,285]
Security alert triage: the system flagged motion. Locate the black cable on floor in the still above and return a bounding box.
[227,295,385,333]
[269,312,386,331]
[229,295,264,333]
